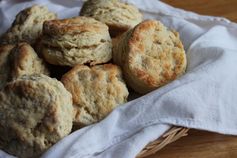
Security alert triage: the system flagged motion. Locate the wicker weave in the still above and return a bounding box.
[137,127,189,158]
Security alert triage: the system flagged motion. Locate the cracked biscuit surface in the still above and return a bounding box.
[61,64,129,126]
[113,20,187,94]
[0,43,49,89]
[41,16,112,67]
[0,5,57,45]
[80,0,143,37]
[0,74,73,158]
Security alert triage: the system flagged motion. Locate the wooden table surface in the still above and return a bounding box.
[147,0,237,158]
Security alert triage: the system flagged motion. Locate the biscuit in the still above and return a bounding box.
[0,5,56,45]
[41,16,112,67]
[10,43,50,79]
[113,20,187,94]
[0,43,49,89]
[80,0,143,37]
[61,64,129,126]
[0,74,73,158]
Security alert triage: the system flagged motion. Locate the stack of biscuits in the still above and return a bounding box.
[0,0,187,157]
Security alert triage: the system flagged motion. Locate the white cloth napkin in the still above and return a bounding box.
[1,0,237,158]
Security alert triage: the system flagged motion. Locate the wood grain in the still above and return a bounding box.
[162,0,237,22]
[146,1,237,158]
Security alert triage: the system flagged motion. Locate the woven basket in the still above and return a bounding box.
[137,127,189,158]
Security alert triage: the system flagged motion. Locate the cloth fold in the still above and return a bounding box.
[1,0,237,158]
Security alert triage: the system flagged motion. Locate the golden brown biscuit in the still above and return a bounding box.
[80,0,143,37]
[113,20,187,94]
[10,43,49,79]
[41,16,112,67]
[0,43,49,89]
[0,5,56,45]
[61,64,129,126]
[0,74,73,158]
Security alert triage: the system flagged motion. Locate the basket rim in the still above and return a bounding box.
[136,127,189,158]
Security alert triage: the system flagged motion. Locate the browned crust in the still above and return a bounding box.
[61,63,127,126]
[61,63,121,89]
[0,74,73,158]
[10,42,49,79]
[43,16,108,35]
[80,0,143,38]
[12,43,32,70]
[0,5,57,45]
[128,20,160,87]
[62,64,91,105]
[113,20,186,94]
[61,64,87,79]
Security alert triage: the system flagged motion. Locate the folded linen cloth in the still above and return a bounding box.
[1,0,237,158]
